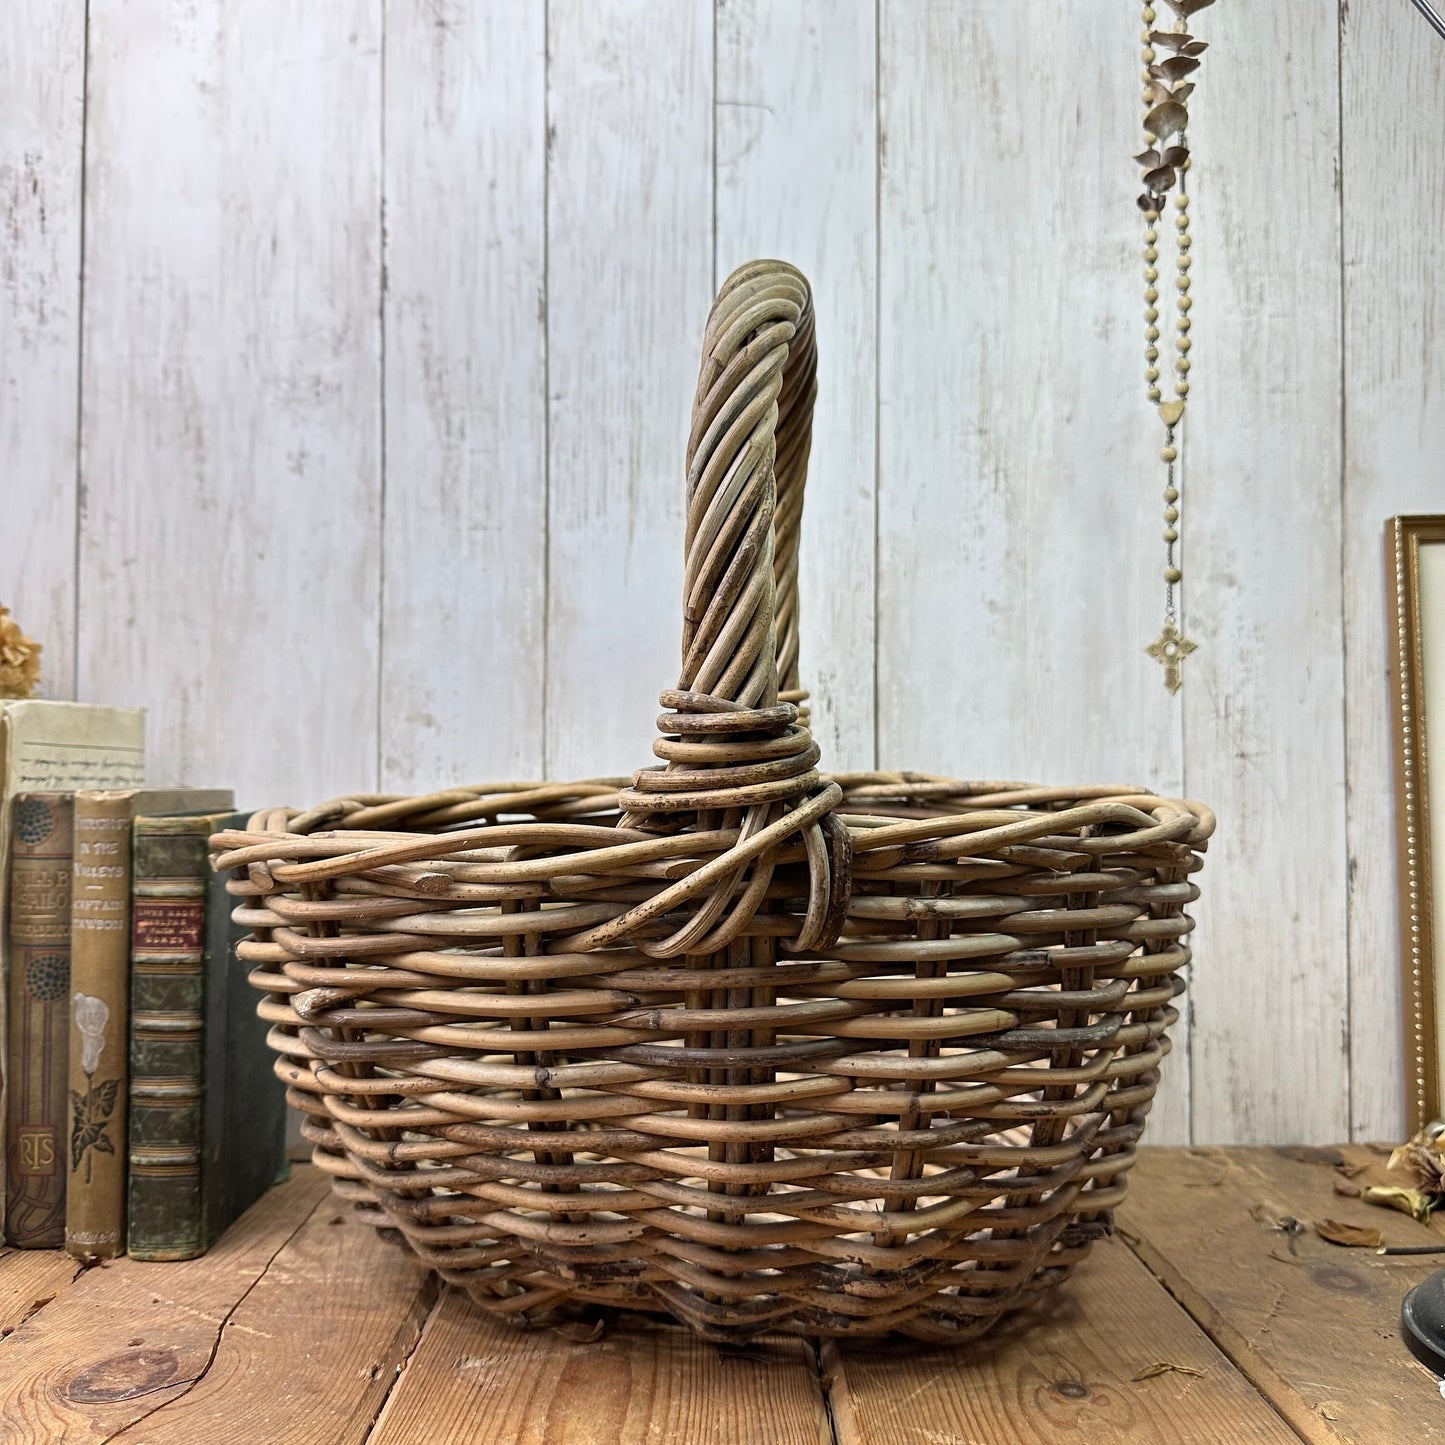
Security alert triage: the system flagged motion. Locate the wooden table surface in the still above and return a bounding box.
[1,1145,1439,1444]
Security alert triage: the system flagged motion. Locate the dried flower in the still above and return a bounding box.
[0,605,42,699]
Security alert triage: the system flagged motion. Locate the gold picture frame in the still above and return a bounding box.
[1390,515,1445,1134]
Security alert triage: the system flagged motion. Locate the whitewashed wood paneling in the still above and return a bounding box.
[544,0,715,780]
[876,0,1190,1137]
[380,0,547,792]
[1184,6,1350,1143]
[11,0,1443,1144]
[1,1,84,700]
[77,1,383,807]
[1341,0,1445,1141]
[715,0,877,774]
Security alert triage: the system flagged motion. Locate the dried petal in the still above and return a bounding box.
[1133,1361,1208,1381]
[1163,0,1217,15]
[1161,145,1190,168]
[1145,100,1189,141]
[1137,193,1161,214]
[1312,1218,1384,1248]
[1182,40,1209,56]
[1146,79,1175,108]
[1134,148,1163,169]
[1143,165,1178,193]
[1153,56,1202,82]
[1171,82,1196,104]
[1332,1177,1363,1198]
[1363,1184,1435,1224]
[1149,29,1197,51]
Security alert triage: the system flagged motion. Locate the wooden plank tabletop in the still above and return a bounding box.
[0,1147,1439,1444]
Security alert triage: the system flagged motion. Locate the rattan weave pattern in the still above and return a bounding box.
[213,261,1213,1342]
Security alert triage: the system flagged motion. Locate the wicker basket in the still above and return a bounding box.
[213,260,1213,1343]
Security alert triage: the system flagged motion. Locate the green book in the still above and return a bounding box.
[127,809,286,1259]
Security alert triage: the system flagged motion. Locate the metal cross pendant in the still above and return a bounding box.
[1146,619,1197,694]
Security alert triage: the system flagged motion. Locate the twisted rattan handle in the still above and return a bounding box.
[678,260,816,708]
[597,261,846,959]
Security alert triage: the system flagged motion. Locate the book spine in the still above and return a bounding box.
[126,820,211,1260]
[4,793,74,1247]
[65,794,137,1258]
[205,812,287,1247]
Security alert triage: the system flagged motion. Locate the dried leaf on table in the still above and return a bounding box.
[1334,1159,1370,1179]
[1333,1176,1363,1198]
[1133,1361,1208,1382]
[1363,1184,1434,1225]
[1312,1218,1384,1249]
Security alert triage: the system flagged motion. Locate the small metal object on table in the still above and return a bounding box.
[0,1146,1440,1444]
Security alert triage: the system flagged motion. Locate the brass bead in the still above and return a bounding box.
[1165,527,1179,543]
[1146,345,1159,361]
[1176,275,1191,292]
[1143,5,1156,18]
[1176,358,1191,373]
[1144,227,1158,243]
[1176,211,1190,229]
[1165,506,1179,522]
[1146,325,1160,341]
[1145,307,1159,322]
[1176,194,1189,210]
[1179,254,1192,271]
[1146,366,1160,381]
[1165,566,1182,584]
[1145,286,1159,303]
[1143,47,1156,61]
[1177,336,1192,352]
[1178,296,1192,312]
[1144,266,1158,282]
[1165,486,1179,502]
[1179,232,1192,249]
[1144,246,1158,261]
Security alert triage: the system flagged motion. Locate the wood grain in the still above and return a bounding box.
[714,0,877,773]
[76,0,382,803]
[1120,1145,1445,1444]
[1339,0,1445,1142]
[876,0,1191,1142]
[543,0,714,780]
[828,1233,1300,1445]
[1181,4,1349,1144]
[379,0,548,792]
[0,1167,329,1442]
[368,1291,830,1445]
[0,1250,81,1338]
[111,1190,436,1444]
[0,0,84,698]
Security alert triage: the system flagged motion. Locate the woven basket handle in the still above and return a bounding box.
[678,260,816,709]
[598,262,845,960]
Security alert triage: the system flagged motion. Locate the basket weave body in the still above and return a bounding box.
[215,262,1213,1343]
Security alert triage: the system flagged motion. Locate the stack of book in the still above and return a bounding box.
[1,699,286,1260]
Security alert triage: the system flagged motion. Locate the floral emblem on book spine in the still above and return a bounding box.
[71,993,117,1181]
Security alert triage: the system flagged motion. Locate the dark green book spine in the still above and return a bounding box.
[127,809,286,1259]
[127,813,224,1259]
[205,812,287,1246]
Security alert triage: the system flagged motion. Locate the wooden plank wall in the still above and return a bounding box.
[5,0,1441,1146]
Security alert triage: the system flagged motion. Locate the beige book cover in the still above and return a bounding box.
[66,787,232,1261]
[0,701,144,1240]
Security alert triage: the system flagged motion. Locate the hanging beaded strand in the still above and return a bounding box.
[1136,0,1211,692]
